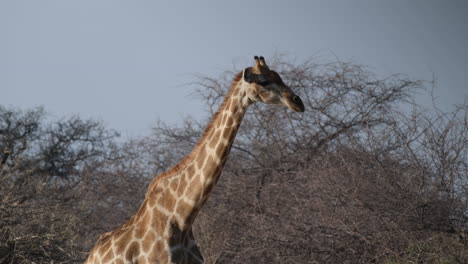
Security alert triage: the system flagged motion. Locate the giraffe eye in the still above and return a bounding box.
[257,80,271,86]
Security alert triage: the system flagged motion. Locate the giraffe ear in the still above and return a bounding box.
[243,67,256,83]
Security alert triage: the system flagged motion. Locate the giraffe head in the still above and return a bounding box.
[242,56,305,112]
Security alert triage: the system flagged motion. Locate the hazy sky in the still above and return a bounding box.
[2,0,467,137]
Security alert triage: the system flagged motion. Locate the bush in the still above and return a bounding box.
[1,57,467,263]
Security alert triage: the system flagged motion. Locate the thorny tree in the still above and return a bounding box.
[1,57,467,263]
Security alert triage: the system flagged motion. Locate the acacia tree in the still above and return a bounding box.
[0,106,44,167]
[0,106,118,263]
[1,57,466,263]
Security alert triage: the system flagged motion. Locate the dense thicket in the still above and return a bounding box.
[1,58,467,263]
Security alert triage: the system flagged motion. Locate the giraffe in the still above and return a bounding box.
[84,56,305,264]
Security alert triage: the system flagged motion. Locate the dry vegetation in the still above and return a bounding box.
[1,58,467,263]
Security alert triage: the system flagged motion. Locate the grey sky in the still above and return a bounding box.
[2,0,467,137]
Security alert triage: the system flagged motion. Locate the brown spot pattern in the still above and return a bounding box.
[185,174,202,201]
[115,230,132,253]
[216,142,225,157]
[177,176,187,196]
[126,241,139,261]
[135,225,146,239]
[197,147,206,168]
[102,249,114,263]
[225,116,234,127]
[176,200,192,219]
[187,165,195,176]
[143,232,156,253]
[159,191,176,212]
[222,129,230,139]
[230,100,239,113]
[139,209,151,229]
[204,155,216,175]
[170,180,178,192]
[151,241,165,259]
[209,130,221,148]
[154,213,168,234]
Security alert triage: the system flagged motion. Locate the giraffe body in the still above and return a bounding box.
[85,57,304,264]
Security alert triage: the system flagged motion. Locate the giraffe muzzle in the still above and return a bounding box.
[288,94,305,112]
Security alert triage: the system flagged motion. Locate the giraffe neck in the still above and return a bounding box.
[139,73,251,235]
[189,78,250,199]
[165,75,251,230]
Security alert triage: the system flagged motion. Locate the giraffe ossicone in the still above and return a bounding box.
[85,56,305,264]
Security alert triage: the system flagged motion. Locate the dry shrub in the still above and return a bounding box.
[1,57,467,263]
